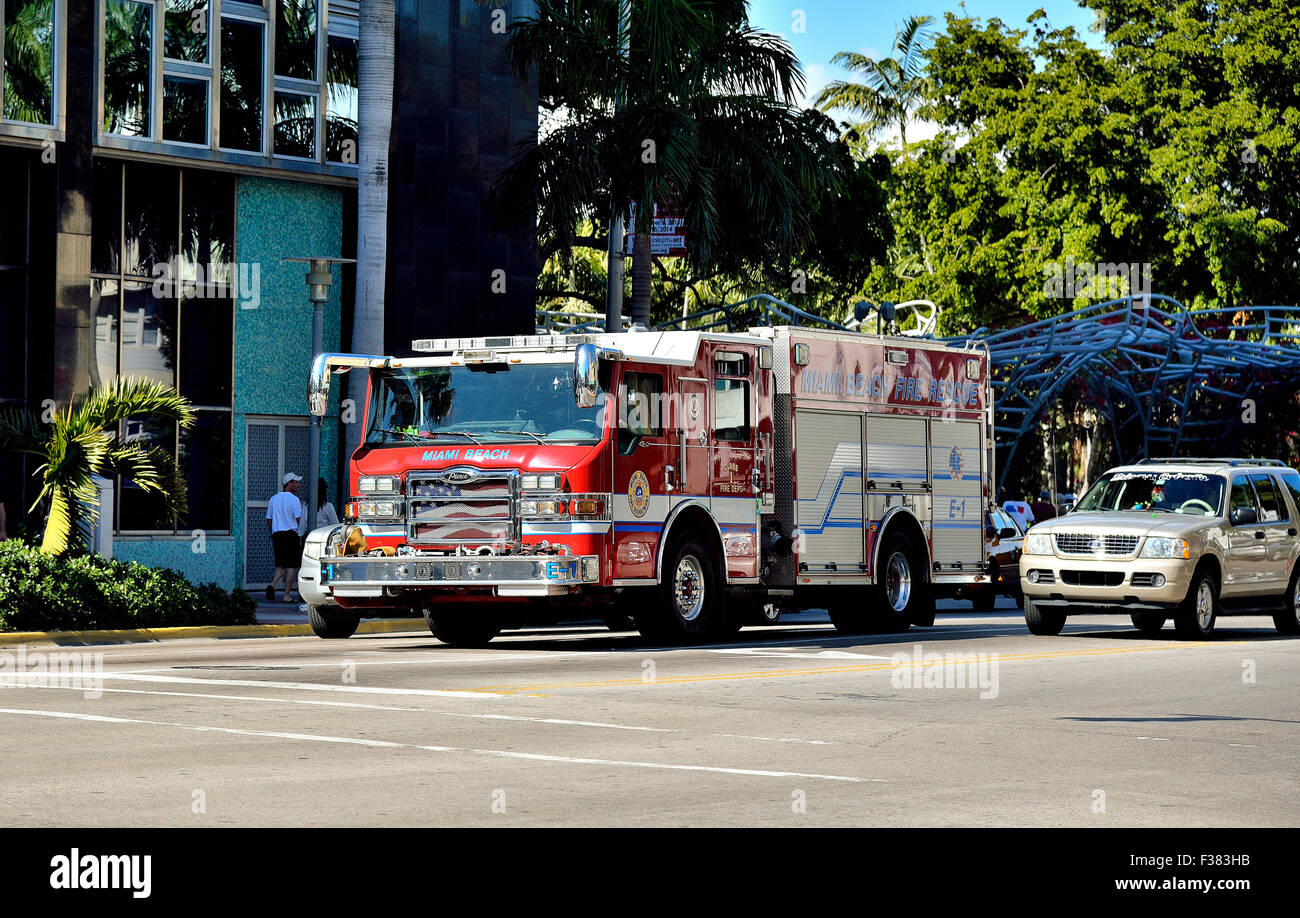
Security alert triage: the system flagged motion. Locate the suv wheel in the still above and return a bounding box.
[1024,595,1065,635]
[1174,571,1218,639]
[1273,568,1300,635]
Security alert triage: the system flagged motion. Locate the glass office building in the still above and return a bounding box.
[0,1,538,588]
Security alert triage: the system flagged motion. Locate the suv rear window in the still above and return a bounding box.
[1281,471,1300,517]
[1250,473,1289,523]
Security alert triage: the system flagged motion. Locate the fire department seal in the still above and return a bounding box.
[949,445,965,481]
[628,471,650,518]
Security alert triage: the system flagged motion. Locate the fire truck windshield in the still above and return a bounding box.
[365,364,606,446]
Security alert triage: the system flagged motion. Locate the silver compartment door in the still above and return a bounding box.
[929,419,984,564]
[794,410,863,570]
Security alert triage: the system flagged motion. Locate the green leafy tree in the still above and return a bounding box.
[0,379,195,556]
[491,0,857,325]
[814,15,934,147]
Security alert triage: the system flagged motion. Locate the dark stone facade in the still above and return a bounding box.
[385,0,539,354]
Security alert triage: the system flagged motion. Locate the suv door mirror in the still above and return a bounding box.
[1231,506,1258,526]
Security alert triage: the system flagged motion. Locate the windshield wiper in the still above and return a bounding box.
[490,429,548,443]
[433,430,484,444]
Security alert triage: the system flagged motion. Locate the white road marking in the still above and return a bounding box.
[710,649,894,660]
[0,707,868,783]
[712,734,835,745]
[88,672,511,698]
[21,684,423,711]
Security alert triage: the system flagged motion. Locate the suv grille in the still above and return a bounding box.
[1053,533,1140,555]
[406,470,515,543]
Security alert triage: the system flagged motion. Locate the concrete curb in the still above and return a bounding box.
[0,618,427,647]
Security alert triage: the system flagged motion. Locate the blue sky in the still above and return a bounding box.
[748,0,1105,140]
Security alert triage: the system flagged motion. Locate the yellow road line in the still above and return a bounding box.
[467,641,1230,694]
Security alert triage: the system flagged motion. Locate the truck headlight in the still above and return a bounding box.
[357,500,400,519]
[520,474,560,491]
[1025,532,1053,555]
[1140,537,1190,559]
[519,499,566,517]
[358,475,400,494]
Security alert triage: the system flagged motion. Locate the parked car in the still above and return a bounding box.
[964,507,1025,611]
[1019,459,1300,638]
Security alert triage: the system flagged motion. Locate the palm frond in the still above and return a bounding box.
[74,377,197,432]
[0,408,46,455]
[103,442,190,520]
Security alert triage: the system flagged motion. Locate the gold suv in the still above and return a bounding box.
[1019,459,1300,638]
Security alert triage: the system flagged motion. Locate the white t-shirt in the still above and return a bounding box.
[267,491,302,533]
[299,500,340,534]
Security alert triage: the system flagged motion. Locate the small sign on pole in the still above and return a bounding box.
[625,203,688,257]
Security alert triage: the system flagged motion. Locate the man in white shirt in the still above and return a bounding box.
[266,473,303,603]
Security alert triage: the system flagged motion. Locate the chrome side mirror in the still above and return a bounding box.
[573,343,623,408]
[308,353,390,416]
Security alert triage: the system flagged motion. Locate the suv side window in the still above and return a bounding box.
[1280,471,1300,519]
[1250,473,1289,523]
[1229,477,1259,523]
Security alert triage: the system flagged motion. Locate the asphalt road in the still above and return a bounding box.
[2,599,1296,827]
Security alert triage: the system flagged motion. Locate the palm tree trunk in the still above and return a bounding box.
[630,209,653,326]
[345,0,395,462]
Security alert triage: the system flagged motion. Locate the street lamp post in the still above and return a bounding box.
[285,256,355,533]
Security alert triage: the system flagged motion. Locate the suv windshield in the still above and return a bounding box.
[1074,471,1226,516]
[366,363,605,446]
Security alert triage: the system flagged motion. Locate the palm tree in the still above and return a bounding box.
[345,0,395,464]
[492,0,846,326]
[3,0,54,124]
[815,15,934,147]
[0,379,195,556]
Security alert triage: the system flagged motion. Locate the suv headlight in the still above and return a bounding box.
[1025,532,1053,555]
[1140,537,1190,559]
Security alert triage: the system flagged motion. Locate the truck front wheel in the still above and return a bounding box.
[307,605,360,639]
[423,606,502,647]
[635,534,724,642]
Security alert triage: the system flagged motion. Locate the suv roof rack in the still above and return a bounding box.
[1135,457,1288,467]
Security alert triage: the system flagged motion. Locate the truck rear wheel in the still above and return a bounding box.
[423,606,502,647]
[634,534,724,642]
[307,605,360,639]
[828,534,925,633]
[1023,595,1065,635]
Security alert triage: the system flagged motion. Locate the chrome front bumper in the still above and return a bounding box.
[315,553,601,598]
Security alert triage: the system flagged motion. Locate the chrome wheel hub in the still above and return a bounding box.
[886,551,912,613]
[674,555,705,621]
[1196,582,1214,630]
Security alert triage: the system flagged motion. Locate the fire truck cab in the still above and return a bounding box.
[298,326,993,644]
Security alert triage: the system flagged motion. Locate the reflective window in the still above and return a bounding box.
[163,75,208,144]
[92,160,234,534]
[273,90,315,158]
[1230,478,1258,520]
[1250,473,1288,523]
[103,0,152,137]
[325,34,357,163]
[275,0,316,81]
[714,378,750,440]
[219,17,263,151]
[164,0,208,63]
[3,0,55,124]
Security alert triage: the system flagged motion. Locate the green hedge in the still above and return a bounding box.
[0,541,257,632]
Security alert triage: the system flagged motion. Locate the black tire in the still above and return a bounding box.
[1273,567,1300,635]
[1024,595,1066,635]
[1010,586,1024,610]
[1130,611,1167,635]
[747,602,782,626]
[633,533,724,642]
[423,606,502,647]
[1174,570,1218,639]
[828,534,925,633]
[972,588,997,612]
[602,612,638,633]
[307,605,360,639]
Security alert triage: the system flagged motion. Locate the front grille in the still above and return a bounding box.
[1059,569,1125,587]
[1054,533,1140,555]
[406,470,515,543]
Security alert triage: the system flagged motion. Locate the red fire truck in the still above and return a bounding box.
[298,326,994,644]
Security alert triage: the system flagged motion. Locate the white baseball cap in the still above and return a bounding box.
[282,472,303,484]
